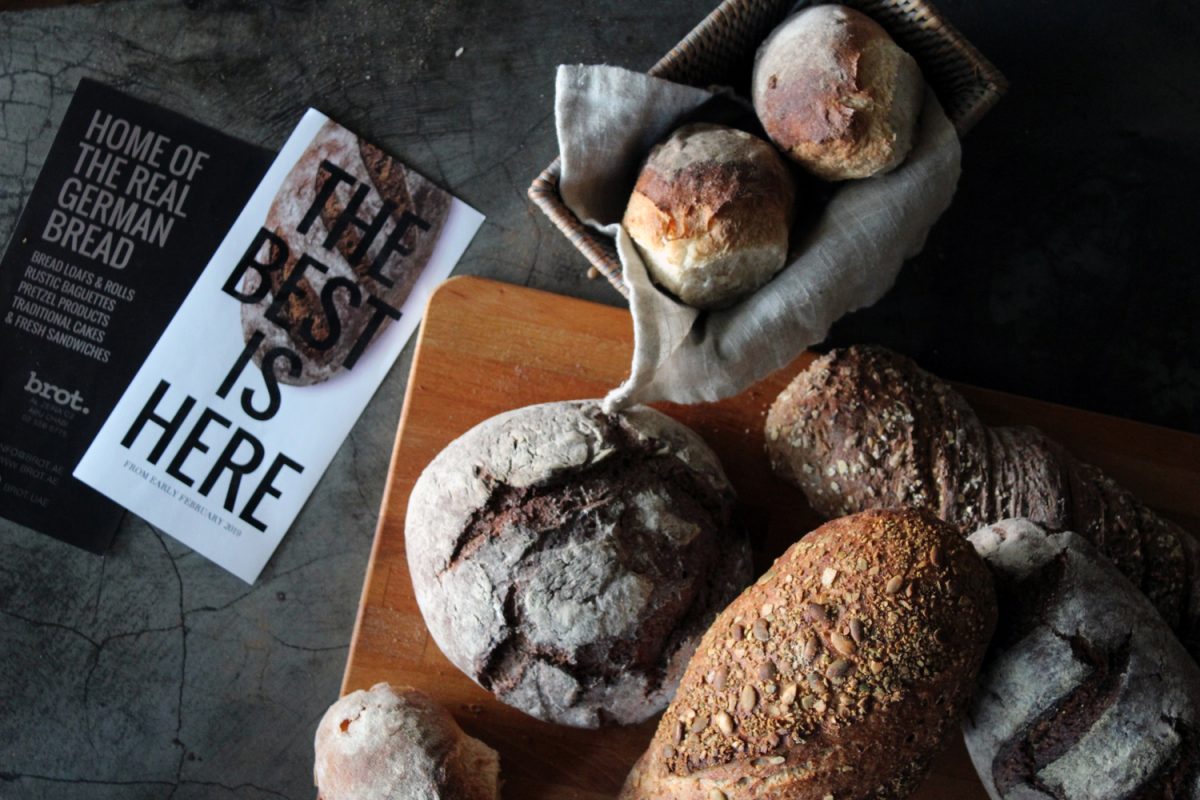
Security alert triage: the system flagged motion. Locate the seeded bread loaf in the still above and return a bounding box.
[751,5,925,180]
[313,683,500,800]
[406,400,752,728]
[622,122,795,309]
[620,507,996,799]
[764,345,1200,658]
[965,519,1200,800]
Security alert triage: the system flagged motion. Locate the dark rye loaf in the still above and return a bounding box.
[764,345,1200,659]
[406,400,752,728]
[966,519,1200,799]
[621,508,996,799]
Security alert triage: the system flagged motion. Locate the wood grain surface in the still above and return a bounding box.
[341,275,1200,799]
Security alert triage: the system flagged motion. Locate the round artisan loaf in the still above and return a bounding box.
[406,400,752,727]
[622,122,795,309]
[752,4,925,180]
[620,507,996,799]
[313,683,500,800]
[965,519,1200,800]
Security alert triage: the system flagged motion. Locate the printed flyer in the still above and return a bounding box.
[0,78,270,552]
[74,109,484,582]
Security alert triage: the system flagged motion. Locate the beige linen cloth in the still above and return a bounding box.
[555,65,962,412]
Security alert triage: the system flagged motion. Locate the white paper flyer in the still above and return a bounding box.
[75,109,484,582]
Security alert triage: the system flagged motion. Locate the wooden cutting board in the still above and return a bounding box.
[341,275,1200,799]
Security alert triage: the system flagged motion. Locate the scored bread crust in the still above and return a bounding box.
[752,4,925,180]
[313,683,499,800]
[763,345,1200,658]
[966,520,1200,799]
[406,400,752,728]
[622,123,794,309]
[620,508,996,799]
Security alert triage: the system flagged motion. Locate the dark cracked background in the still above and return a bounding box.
[1,0,1198,798]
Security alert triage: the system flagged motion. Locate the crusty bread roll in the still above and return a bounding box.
[406,400,752,727]
[313,683,499,800]
[764,345,1200,659]
[622,123,794,309]
[752,5,925,180]
[620,508,996,799]
[966,520,1200,799]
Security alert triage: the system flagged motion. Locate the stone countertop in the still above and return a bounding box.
[1,1,1197,798]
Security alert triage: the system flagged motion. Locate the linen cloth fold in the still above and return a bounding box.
[554,64,962,412]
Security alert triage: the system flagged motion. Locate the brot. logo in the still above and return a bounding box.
[24,371,89,414]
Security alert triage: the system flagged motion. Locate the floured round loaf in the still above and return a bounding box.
[313,683,499,800]
[406,400,752,727]
[622,123,795,309]
[965,519,1200,800]
[620,507,996,799]
[752,5,925,180]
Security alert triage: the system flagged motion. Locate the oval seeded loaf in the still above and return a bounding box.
[965,519,1200,800]
[313,683,499,800]
[620,507,996,799]
[406,400,752,728]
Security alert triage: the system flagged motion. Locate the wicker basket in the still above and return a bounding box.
[528,0,1006,297]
